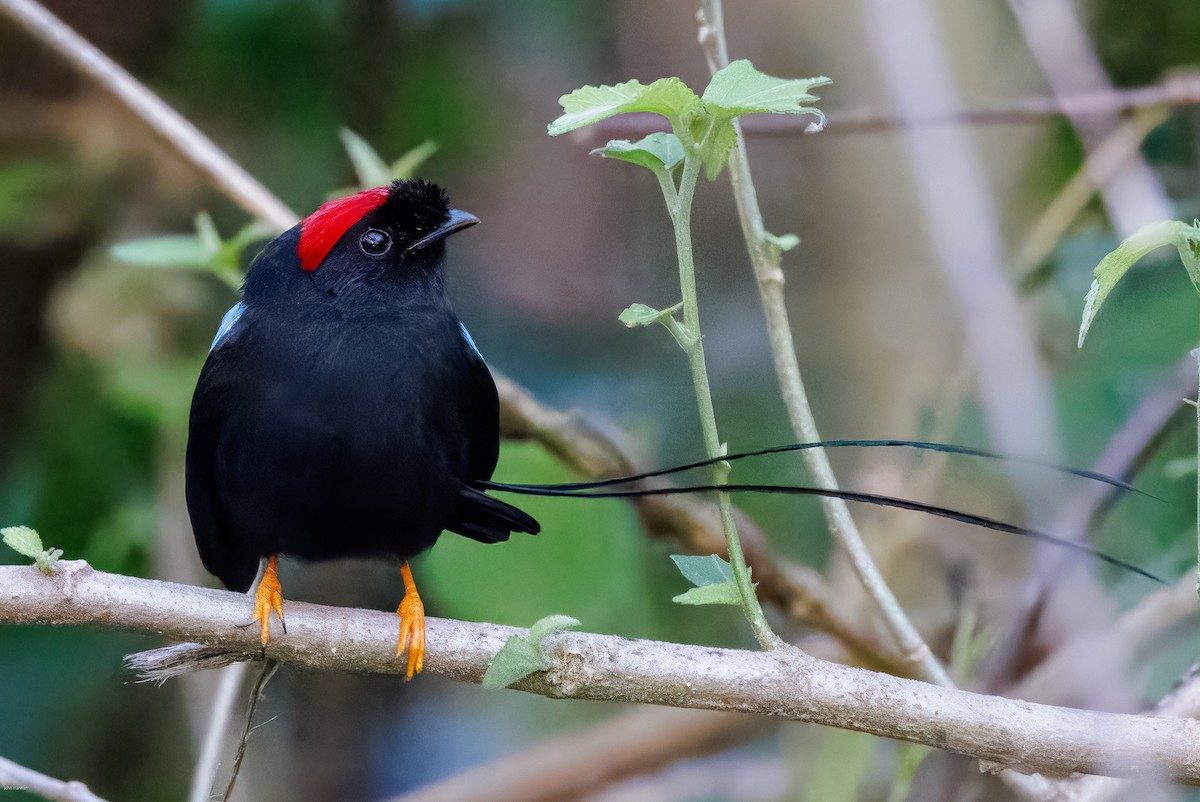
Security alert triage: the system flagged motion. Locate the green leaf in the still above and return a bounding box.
[2,526,43,559]
[339,127,393,188]
[697,120,738,180]
[619,303,669,327]
[670,553,736,586]
[549,78,701,136]
[528,614,581,645]
[390,139,438,181]
[2,526,62,575]
[702,59,831,119]
[672,582,743,605]
[482,613,582,689]
[1078,220,1200,347]
[482,635,544,689]
[594,133,685,172]
[111,236,212,269]
[766,232,800,252]
[194,212,222,254]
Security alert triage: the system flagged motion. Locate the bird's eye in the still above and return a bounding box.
[360,228,392,257]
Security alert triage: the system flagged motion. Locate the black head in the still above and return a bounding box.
[243,179,478,309]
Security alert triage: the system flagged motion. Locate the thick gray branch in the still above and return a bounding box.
[3,562,1200,783]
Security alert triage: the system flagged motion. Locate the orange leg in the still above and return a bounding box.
[252,555,286,646]
[396,561,426,679]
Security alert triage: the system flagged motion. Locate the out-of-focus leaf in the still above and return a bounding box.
[1079,219,1200,347]
[111,236,213,269]
[391,139,438,180]
[194,212,222,253]
[339,127,393,188]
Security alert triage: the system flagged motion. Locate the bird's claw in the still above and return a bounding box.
[396,591,425,679]
[252,557,286,646]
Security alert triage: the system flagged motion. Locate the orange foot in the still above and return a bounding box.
[396,561,426,679]
[252,555,286,646]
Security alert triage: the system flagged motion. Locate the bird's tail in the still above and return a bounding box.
[448,485,541,544]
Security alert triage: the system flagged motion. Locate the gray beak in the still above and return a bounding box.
[408,209,480,252]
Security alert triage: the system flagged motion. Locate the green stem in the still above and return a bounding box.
[697,0,952,686]
[1193,349,1200,597]
[666,154,779,648]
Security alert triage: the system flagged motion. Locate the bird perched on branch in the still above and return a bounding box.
[186,179,537,678]
[185,179,1159,682]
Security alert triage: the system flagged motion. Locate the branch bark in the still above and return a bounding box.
[5,561,1200,783]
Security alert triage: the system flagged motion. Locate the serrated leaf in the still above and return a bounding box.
[528,614,581,645]
[672,582,743,605]
[2,526,43,559]
[111,236,213,269]
[1078,220,1200,347]
[670,553,736,587]
[594,133,685,172]
[390,140,438,180]
[481,634,545,689]
[549,78,701,136]
[702,59,831,119]
[339,127,393,188]
[619,303,668,327]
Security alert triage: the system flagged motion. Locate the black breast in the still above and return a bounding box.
[185,304,499,591]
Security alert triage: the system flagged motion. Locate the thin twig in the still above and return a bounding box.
[697,0,953,686]
[187,662,246,802]
[223,661,278,802]
[5,562,1200,782]
[0,755,109,802]
[0,0,297,230]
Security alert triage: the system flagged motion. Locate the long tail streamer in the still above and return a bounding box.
[478,479,1162,584]
[503,438,1143,495]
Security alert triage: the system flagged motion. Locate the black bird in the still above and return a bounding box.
[186,179,537,677]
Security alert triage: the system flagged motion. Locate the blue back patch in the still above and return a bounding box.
[210,301,246,352]
[459,322,484,361]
